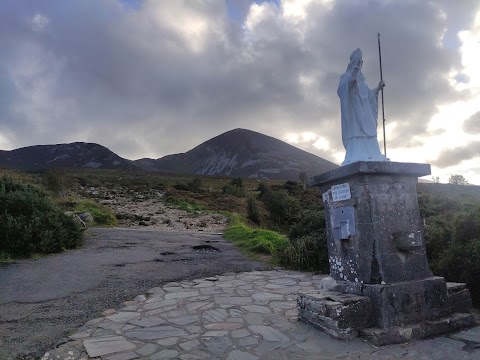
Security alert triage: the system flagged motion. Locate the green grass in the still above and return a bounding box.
[0,251,13,263]
[73,199,117,226]
[166,198,205,213]
[223,213,288,260]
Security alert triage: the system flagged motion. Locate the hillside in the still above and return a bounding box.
[134,128,338,180]
[0,129,338,180]
[0,142,140,171]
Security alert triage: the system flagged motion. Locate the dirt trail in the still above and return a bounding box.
[89,186,229,232]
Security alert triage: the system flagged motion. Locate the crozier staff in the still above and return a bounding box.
[337,48,387,165]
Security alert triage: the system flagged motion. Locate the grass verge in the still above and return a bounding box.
[166,198,205,213]
[73,199,117,226]
[223,212,288,264]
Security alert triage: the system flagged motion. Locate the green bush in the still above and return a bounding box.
[282,180,302,195]
[173,183,189,191]
[425,207,480,305]
[187,178,203,192]
[259,187,300,226]
[0,176,84,258]
[288,207,325,240]
[43,169,76,198]
[246,196,261,225]
[230,177,244,188]
[74,199,117,226]
[222,184,246,198]
[257,182,269,197]
[281,235,329,272]
[281,209,329,272]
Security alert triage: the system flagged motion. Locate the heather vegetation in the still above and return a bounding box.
[418,183,480,305]
[1,167,479,306]
[0,175,84,259]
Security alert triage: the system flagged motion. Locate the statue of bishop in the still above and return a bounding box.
[338,48,387,165]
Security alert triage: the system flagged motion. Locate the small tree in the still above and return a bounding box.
[187,177,202,192]
[448,174,469,185]
[44,169,76,199]
[432,176,440,183]
[230,177,244,188]
[260,188,300,226]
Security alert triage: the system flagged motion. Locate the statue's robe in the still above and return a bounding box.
[337,70,386,165]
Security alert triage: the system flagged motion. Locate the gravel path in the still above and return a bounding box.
[0,228,267,360]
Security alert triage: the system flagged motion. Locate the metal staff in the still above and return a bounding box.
[377,32,387,157]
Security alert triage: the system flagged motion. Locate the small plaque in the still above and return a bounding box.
[331,183,351,202]
[331,206,356,240]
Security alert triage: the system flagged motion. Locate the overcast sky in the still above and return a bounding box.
[0,0,479,184]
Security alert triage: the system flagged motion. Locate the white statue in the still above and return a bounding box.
[338,48,387,165]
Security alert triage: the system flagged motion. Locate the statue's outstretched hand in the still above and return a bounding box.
[375,80,385,94]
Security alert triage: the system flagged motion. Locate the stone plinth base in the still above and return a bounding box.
[297,285,475,345]
[447,282,473,314]
[303,162,476,345]
[360,313,475,346]
[336,277,454,328]
[297,291,373,339]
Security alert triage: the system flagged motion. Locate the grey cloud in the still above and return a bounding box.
[463,112,480,133]
[430,141,480,168]
[0,0,478,164]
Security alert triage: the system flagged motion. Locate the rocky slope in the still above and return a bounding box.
[134,128,338,180]
[0,142,140,172]
[83,185,228,233]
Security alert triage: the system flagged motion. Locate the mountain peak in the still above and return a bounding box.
[0,129,338,180]
[138,128,338,180]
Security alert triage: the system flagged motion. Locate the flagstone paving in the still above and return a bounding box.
[41,270,480,360]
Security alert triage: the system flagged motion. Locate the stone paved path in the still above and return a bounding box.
[41,270,480,360]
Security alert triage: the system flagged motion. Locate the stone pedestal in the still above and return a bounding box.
[298,161,475,345]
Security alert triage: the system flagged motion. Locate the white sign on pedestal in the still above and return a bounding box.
[331,183,351,202]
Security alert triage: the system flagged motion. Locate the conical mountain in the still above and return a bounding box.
[136,128,338,180]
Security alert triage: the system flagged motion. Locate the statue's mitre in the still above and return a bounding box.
[350,48,363,61]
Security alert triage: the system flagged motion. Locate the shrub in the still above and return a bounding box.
[246,196,261,225]
[282,180,302,194]
[173,183,189,191]
[426,207,480,305]
[222,184,246,198]
[280,208,329,272]
[260,188,300,226]
[187,177,203,192]
[0,176,84,258]
[288,207,325,240]
[281,235,329,272]
[43,169,76,198]
[230,177,244,188]
[172,179,205,193]
[257,182,269,197]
